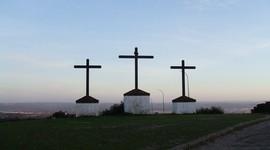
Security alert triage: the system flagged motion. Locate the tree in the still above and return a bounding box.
[101,101,125,115]
[251,102,270,113]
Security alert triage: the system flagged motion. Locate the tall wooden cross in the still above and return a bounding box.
[119,47,154,89]
[171,60,195,97]
[74,59,101,96]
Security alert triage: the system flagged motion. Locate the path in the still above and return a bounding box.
[193,119,270,150]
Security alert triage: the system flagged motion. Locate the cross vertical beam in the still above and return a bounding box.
[86,59,89,96]
[74,59,102,96]
[171,60,196,97]
[134,49,138,89]
[119,47,154,89]
[181,60,186,96]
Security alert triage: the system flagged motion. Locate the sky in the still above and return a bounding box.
[1,0,270,103]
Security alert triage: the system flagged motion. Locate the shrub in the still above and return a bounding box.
[196,106,224,114]
[52,111,68,118]
[101,101,125,116]
[251,102,270,113]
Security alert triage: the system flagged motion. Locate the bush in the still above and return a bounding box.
[52,111,68,118]
[251,102,270,113]
[196,106,224,114]
[101,101,125,116]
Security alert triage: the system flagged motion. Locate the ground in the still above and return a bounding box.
[193,118,270,150]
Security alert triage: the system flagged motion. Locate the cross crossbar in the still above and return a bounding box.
[119,56,154,59]
[74,65,101,68]
[171,66,196,69]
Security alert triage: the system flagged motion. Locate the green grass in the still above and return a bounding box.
[0,114,265,150]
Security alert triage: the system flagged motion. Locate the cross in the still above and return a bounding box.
[74,59,101,96]
[119,47,154,89]
[171,60,195,97]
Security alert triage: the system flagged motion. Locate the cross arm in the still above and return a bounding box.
[170,66,196,69]
[119,55,135,58]
[74,65,102,68]
[89,65,102,68]
[74,65,85,68]
[137,56,154,59]
[119,55,154,59]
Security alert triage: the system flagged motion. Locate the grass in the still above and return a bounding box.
[0,114,265,150]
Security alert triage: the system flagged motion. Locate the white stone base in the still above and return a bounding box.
[124,96,150,114]
[172,102,196,114]
[76,103,99,117]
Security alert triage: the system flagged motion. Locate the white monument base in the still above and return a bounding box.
[172,96,196,114]
[75,95,99,117]
[76,103,99,117]
[124,95,150,114]
[123,89,151,114]
[172,102,196,114]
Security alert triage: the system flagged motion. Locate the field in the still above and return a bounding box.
[0,114,264,150]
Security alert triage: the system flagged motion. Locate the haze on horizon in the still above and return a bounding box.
[1,0,270,103]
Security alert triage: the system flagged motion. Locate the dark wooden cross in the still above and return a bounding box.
[171,60,195,97]
[74,59,101,96]
[119,47,154,89]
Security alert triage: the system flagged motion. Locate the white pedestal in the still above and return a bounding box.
[124,96,150,114]
[76,103,99,117]
[172,102,196,114]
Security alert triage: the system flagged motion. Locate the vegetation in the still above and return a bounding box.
[196,106,224,114]
[0,114,264,150]
[50,111,75,118]
[52,111,68,118]
[251,102,270,113]
[101,101,125,115]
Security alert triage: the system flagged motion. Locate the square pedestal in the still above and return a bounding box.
[172,96,196,114]
[76,103,99,117]
[172,102,196,114]
[123,89,150,114]
[124,96,150,114]
[75,95,99,117]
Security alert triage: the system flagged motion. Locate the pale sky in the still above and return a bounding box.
[1,0,270,103]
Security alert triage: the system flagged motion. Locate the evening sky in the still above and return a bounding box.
[1,0,270,103]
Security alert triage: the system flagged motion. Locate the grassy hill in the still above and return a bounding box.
[0,114,264,150]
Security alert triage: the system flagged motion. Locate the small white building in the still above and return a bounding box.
[172,96,196,114]
[76,95,99,117]
[123,89,150,114]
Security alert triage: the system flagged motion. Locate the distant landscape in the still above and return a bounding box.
[0,101,263,120]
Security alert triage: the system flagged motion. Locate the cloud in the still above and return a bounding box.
[253,42,270,50]
[0,54,71,68]
[184,0,240,10]
[0,31,32,37]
